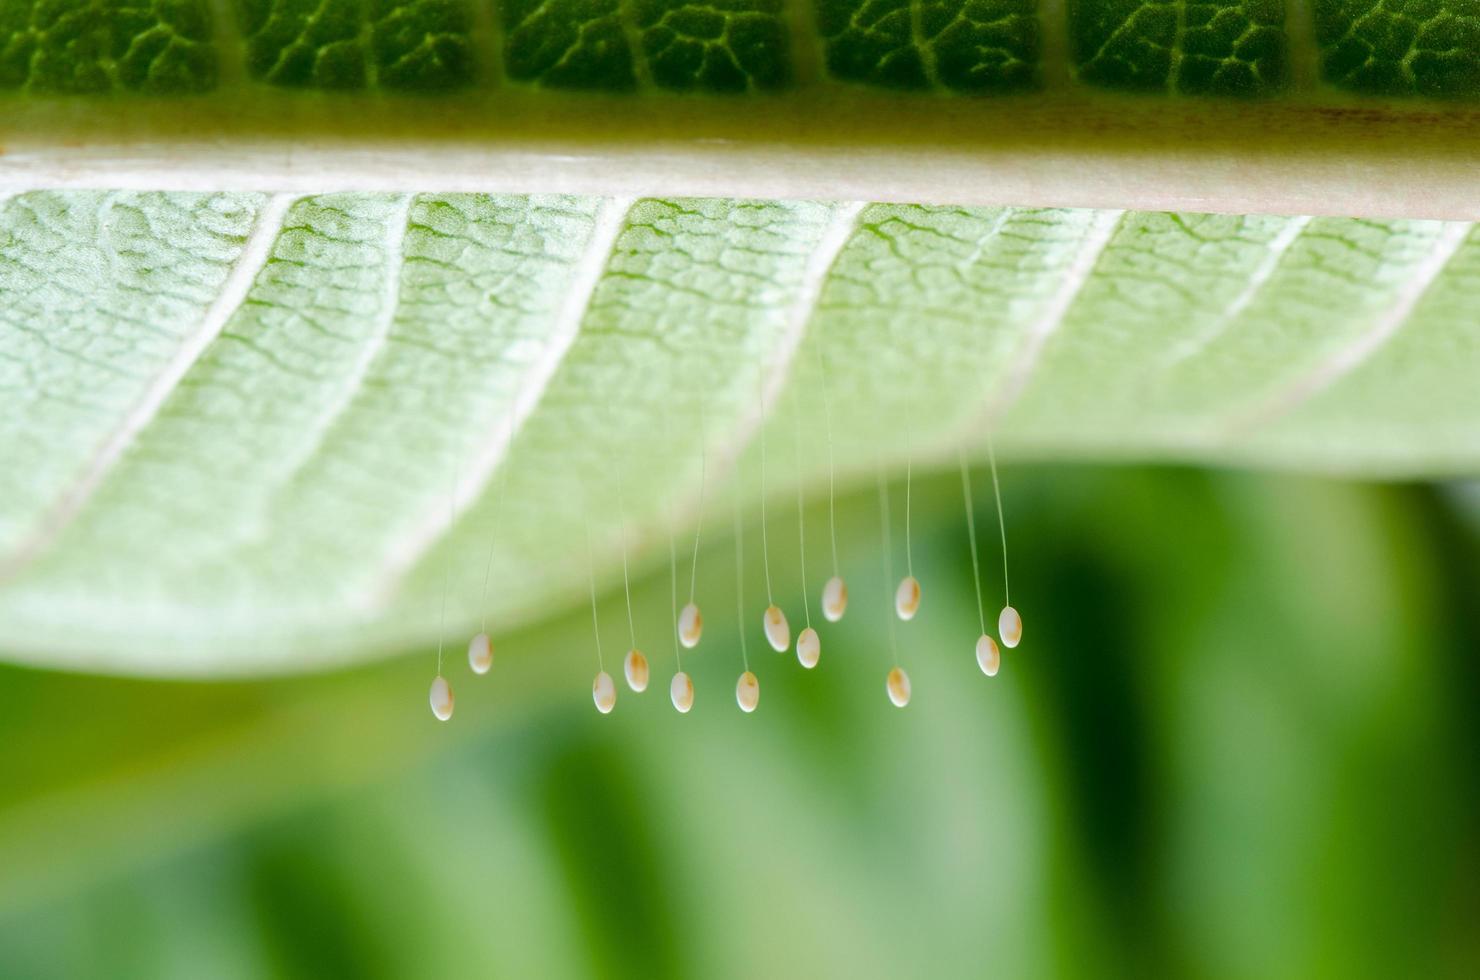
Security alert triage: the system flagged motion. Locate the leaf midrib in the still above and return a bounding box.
[5,93,1478,220]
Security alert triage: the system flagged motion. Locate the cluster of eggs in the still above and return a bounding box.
[430,575,1021,721]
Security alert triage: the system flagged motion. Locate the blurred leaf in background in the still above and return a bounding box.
[0,464,1477,978]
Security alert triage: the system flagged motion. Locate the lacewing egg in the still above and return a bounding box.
[678,602,703,648]
[796,627,820,669]
[976,634,1000,677]
[821,575,848,622]
[671,671,694,713]
[736,670,760,712]
[999,605,1022,649]
[895,576,921,621]
[593,670,617,714]
[763,604,790,653]
[623,649,649,692]
[429,675,454,721]
[886,666,911,708]
[467,632,492,675]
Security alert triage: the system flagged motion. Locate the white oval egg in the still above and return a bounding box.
[467,632,492,675]
[593,670,617,714]
[976,634,1000,676]
[821,575,848,622]
[736,670,760,713]
[886,666,911,707]
[895,576,921,621]
[678,602,703,648]
[623,648,649,692]
[999,605,1022,649]
[670,671,694,713]
[429,675,454,721]
[763,604,790,653]
[796,627,820,669]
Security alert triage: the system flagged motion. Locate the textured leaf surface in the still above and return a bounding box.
[1314,0,1480,97]
[815,0,1040,91]
[1069,0,1287,94]
[1,190,1477,675]
[0,0,220,92]
[0,0,1477,96]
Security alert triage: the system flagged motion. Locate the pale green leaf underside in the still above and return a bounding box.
[1,190,1477,675]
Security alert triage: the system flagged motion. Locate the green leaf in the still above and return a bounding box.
[6,4,1478,224]
[1314,0,1480,97]
[0,0,219,93]
[2,0,1479,96]
[1069,0,1288,95]
[2,3,1479,677]
[0,191,1477,676]
[237,0,480,90]
[816,0,1040,91]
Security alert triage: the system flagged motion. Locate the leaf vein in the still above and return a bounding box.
[366,195,637,609]
[0,192,297,584]
[1231,221,1474,435]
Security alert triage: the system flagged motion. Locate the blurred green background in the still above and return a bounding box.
[1,464,1477,978]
